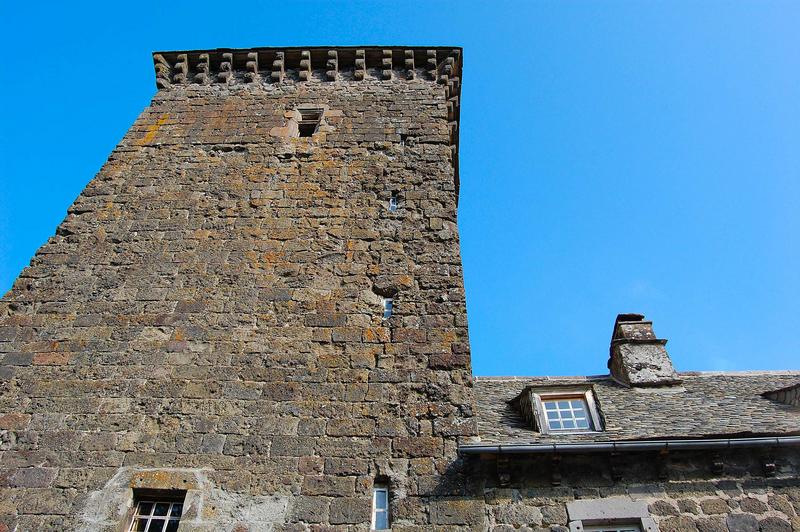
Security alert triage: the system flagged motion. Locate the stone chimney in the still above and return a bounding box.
[608,313,681,387]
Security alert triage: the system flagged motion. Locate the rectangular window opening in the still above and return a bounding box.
[382,298,393,320]
[529,388,603,435]
[542,396,593,432]
[585,525,642,532]
[128,490,186,532]
[388,194,399,212]
[372,483,390,530]
[298,108,323,137]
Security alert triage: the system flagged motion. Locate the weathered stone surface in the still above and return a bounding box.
[701,497,731,515]
[430,499,485,526]
[494,503,543,527]
[726,513,759,532]
[0,45,472,530]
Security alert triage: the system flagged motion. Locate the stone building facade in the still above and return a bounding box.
[0,46,798,532]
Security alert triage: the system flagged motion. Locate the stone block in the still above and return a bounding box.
[726,514,759,532]
[329,497,371,524]
[10,468,58,488]
[302,475,355,497]
[430,499,485,526]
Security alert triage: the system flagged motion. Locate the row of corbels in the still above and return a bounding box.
[154,49,461,89]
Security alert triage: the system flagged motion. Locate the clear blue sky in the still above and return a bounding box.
[1,1,798,376]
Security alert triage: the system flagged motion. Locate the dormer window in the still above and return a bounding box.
[517,386,603,435]
[541,396,593,432]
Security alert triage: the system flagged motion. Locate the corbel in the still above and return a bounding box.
[194,53,210,84]
[447,98,458,122]
[153,54,172,89]
[711,452,724,475]
[426,50,437,80]
[496,455,511,488]
[326,50,338,81]
[271,51,285,82]
[656,450,669,481]
[299,50,312,81]
[354,49,366,80]
[762,452,776,477]
[551,454,562,486]
[173,54,189,84]
[245,52,259,83]
[448,121,458,145]
[438,56,454,85]
[381,49,392,80]
[609,452,623,482]
[446,77,461,102]
[218,53,234,84]
[404,50,415,80]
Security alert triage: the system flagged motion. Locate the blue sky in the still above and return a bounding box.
[1,1,798,376]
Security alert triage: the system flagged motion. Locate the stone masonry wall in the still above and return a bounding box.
[0,74,476,530]
[476,450,800,532]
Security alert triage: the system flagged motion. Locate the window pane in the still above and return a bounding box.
[133,518,148,532]
[562,419,575,429]
[548,420,562,429]
[164,520,180,532]
[170,504,183,518]
[153,503,170,516]
[543,401,558,411]
[546,410,559,420]
[575,418,590,429]
[374,510,389,529]
[137,502,154,516]
[375,489,388,509]
[557,400,570,409]
[148,519,166,532]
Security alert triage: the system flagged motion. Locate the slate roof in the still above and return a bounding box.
[472,371,800,445]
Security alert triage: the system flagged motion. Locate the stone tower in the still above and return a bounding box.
[0,47,478,530]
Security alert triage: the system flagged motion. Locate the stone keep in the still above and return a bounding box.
[0,47,476,530]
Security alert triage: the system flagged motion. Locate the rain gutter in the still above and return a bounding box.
[458,436,800,455]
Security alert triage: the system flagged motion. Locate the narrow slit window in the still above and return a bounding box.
[388,193,399,212]
[372,483,390,530]
[297,108,323,137]
[382,298,393,320]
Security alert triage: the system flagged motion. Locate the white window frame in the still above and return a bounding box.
[128,499,184,532]
[371,483,390,530]
[531,388,603,435]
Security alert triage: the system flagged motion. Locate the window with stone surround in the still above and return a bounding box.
[584,525,642,532]
[128,490,186,532]
[372,483,390,530]
[297,108,323,137]
[566,498,656,532]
